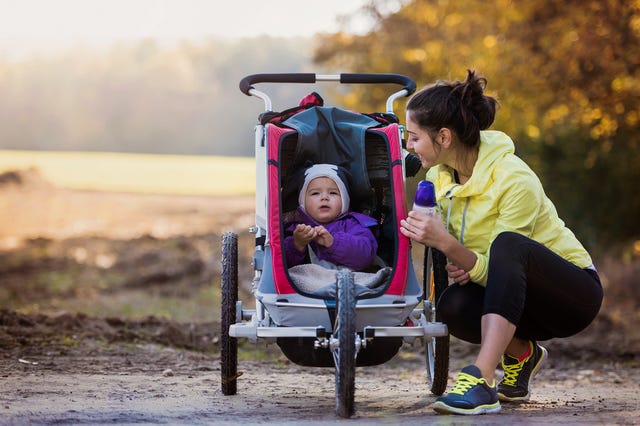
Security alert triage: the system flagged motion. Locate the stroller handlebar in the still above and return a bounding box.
[240,73,416,113]
[239,73,416,96]
[338,74,416,95]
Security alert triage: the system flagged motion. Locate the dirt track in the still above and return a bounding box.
[1,170,639,424]
[1,327,639,425]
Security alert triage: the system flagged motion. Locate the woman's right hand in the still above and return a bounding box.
[401,209,478,280]
[400,210,449,249]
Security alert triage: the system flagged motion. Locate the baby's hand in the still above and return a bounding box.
[313,226,334,248]
[293,224,317,251]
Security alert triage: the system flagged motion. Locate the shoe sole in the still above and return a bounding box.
[498,346,548,402]
[433,401,502,415]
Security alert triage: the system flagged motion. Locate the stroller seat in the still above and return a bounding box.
[255,103,421,332]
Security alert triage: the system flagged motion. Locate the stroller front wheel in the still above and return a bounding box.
[333,270,356,418]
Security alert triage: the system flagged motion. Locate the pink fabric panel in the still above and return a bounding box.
[370,124,409,295]
[266,124,297,294]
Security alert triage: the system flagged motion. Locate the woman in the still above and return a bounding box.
[399,70,603,415]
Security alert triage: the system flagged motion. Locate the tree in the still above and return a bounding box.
[500,0,640,250]
[313,0,640,249]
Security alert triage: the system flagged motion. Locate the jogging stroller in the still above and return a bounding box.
[221,73,450,418]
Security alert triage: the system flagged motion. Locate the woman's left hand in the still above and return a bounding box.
[446,263,471,285]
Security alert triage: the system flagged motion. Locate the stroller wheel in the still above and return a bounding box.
[424,246,450,396]
[221,232,239,396]
[334,270,356,418]
[426,335,450,396]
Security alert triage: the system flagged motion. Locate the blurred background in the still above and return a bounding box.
[1,0,638,324]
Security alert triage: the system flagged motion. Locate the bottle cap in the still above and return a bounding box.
[414,180,436,207]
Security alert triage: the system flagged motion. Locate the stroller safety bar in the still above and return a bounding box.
[239,73,416,114]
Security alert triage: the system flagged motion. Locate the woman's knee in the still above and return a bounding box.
[490,232,533,262]
[438,299,482,344]
[492,231,528,250]
[436,283,484,343]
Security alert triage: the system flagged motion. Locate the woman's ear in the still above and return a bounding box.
[439,128,453,148]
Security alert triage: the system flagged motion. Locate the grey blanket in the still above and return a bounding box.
[288,264,392,298]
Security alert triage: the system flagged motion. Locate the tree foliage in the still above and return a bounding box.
[313,0,640,249]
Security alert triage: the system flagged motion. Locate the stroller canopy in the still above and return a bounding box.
[282,107,381,212]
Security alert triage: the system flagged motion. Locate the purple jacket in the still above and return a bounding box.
[283,207,379,271]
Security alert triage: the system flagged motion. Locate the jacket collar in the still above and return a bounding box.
[435,130,515,199]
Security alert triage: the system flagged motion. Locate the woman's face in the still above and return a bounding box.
[303,177,342,224]
[405,113,441,169]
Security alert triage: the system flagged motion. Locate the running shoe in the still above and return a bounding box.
[433,365,501,415]
[497,341,548,402]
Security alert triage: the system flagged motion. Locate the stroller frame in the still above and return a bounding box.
[222,73,450,418]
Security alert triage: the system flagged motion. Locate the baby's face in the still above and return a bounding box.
[304,177,342,224]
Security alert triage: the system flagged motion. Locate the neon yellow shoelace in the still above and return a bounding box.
[501,360,525,386]
[449,372,486,395]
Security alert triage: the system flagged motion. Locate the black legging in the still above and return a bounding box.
[437,232,603,344]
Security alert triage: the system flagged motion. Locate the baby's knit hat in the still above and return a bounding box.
[298,163,350,215]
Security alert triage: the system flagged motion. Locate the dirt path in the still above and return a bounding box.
[1,170,639,424]
[1,337,639,425]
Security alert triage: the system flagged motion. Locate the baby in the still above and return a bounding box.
[283,163,378,271]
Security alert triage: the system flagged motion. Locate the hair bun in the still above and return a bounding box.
[407,69,498,148]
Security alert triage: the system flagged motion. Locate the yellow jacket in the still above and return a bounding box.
[426,130,593,286]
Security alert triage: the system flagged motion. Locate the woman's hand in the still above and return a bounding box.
[446,263,471,285]
[399,210,449,249]
[401,209,479,280]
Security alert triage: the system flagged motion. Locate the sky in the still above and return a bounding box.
[0,0,377,58]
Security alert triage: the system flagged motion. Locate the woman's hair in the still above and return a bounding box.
[407,70,498,148]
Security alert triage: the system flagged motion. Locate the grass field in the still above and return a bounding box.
[0,150,256,195]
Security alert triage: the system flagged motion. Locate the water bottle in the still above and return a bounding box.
[413,180,437,216]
